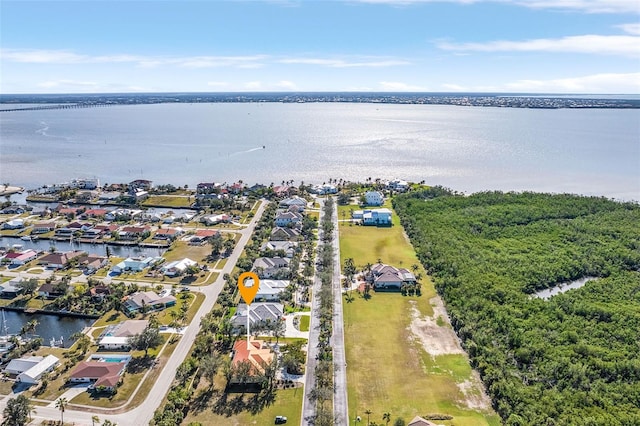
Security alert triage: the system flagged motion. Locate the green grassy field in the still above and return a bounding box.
[183,387,303,426]
[142,195,194,208]
[339,201,499,426]
[299,315,310,332]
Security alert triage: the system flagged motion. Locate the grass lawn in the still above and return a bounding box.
[344,293,499,426]
[163,241,212,264]
[298,315,310,332]
[183,387,303,426]
[92,310,128,327]
[142,195,194,208]
[338,203,419,269]
[339,201,499,426]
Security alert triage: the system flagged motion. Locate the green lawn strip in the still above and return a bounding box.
[163,241,212,264]
[298,315,310,332]
[92,310,128,327]
[142,195,194,208]
[183,387,303,425]
[344,294,495,426]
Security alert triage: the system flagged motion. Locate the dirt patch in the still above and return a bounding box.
[457,371,492,410]
[408,298,463,356]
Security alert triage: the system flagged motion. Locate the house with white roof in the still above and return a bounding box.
[352,208,392,226]
[2,219,24,230]
[243,279,290,302]
[161,258,197,277]
[112,256,162,274]
[260,241,298,258]
[279,197,307,212]
[274,211,303,227]
[5,355,59,384]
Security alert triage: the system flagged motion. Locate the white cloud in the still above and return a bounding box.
[502,72,640,93]
[379,81,428,91]
[244,81,262,90]
[38,79,99,88]
[617,22,640,35]
[278,58,410,67]
[437,35,640,57]
[353,0,640,13]
[275,80,298,90]
[207,81,229,88]
[441,83,467,91]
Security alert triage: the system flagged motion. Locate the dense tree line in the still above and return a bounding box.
[393,190,640,425]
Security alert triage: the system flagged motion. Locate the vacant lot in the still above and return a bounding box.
[142,195,193,208]
[339,201,498,425]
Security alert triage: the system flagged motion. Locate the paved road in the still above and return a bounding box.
[330,197,349,426]
[301,198,325,425]
[0,200,268,426]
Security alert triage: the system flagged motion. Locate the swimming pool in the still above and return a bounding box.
[90,354,132,363]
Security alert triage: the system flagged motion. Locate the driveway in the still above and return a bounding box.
[283,313,310,339]
[47,384,90,406]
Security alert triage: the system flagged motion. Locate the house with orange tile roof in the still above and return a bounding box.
[230,338,275,384]
[69,361,126,392]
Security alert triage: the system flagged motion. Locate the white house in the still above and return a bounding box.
[364,191,384,206]
[98,320,149,350]
[279,197,307,212]
[2,219,24,230]
[5,355,59,384]
[386,179,409,192]
[161,258,197,277]
[260,241,298,258]
[112,256,162,274]
[244,279,290,302]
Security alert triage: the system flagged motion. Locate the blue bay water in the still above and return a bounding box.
[1,102,638,200]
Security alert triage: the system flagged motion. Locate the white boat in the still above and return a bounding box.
[0,310,18,354]
[20,235,31,241]
[11,244,23,250]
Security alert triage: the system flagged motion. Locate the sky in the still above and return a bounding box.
[1,0,639,94]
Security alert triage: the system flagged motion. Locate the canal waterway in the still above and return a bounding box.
[1,308,95,348]
[0,236,166,258]
[533,277,598,300]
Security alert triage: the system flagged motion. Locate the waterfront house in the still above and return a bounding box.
[88,284,111,301]
[0,278,24,298]
[260,241,298,258]
[69,361,125,392]
[37,282,66,299]
[123,291,177,314]
[252,257,291,279]
[6,249,38,266]
[386,179,409,192]
[0,206,25,215]
[83,208,108,219]
[98,319,149,350]
[2,219,24,230]
[79,254,108,274]
[270,227,302,241]
[310,184,338,195]
[153,228,181,240]
[229,339,275,384]
[105,209,142,221]
[129,179,153,190]
[31,222,57,234]
[118,225,150,241]
[93,224,119,235]
[5,355,59,384]
[364,191,384,206]
[38,250,85,269]
[160,258,197,277]
[112,256,162,274]
[366,263,416,290]
[230,303,284,332]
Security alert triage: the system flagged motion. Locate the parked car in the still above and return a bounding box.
[275,416,287,424]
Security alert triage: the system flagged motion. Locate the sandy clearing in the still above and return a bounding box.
[408,298,464,356]
[408,296,492,411]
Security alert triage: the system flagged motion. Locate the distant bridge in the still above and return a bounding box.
[0,103,115,112]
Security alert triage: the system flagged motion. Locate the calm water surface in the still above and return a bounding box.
[1,103,638,200]
[2,309,94,347]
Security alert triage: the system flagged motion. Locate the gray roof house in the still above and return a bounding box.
[230,302,284,332]
[252,257,291,278]
[367,263,416,290]
[244,279,290,302]
[260,241,298,258]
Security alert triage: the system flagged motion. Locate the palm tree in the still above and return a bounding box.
[365,409,373,426]
[92,415,100,426]
[55,397,68,424]
[411,264,419,273]
[383,412,391,425]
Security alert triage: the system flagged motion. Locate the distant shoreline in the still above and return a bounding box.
[1,92,639,111]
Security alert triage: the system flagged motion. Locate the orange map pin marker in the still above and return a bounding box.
[238,272,260,305]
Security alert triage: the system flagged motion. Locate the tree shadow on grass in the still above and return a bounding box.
[126,356,155,374]
[210,387,277,417]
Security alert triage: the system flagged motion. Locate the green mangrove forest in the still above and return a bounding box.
[393,189,640,425]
